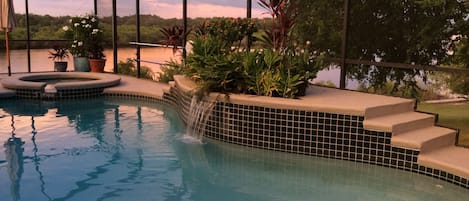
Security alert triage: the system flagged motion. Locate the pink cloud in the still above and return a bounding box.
[145,2,265,19]
[14,0,266,19]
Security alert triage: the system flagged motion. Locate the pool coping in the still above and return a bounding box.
[173,75,416,118]
[0,72,121,91]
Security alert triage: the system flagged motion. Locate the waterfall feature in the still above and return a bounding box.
[185,96,215,141]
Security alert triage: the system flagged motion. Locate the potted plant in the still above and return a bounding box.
[63,14,102,72]
[69,39,90,72]
[48,46,69,72]
[88,26,106,73]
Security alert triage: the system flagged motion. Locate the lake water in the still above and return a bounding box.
[0,47,357,88]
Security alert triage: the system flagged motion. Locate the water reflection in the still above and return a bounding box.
[4,115,24,201]
[0,98,175,200]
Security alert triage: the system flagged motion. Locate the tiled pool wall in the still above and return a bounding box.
[166,86,469,189]
[15,88,105,99]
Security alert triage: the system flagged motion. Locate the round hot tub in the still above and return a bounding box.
[0,72,121,99]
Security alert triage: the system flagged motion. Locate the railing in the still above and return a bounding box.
[327,57,469,75]
[128,41,184,79]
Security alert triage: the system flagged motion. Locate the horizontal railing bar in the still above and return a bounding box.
[5,39,72,42]
[326,57,469,74]
[134,59,166,65]
[129,41,183,49]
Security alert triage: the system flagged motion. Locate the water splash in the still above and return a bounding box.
[185,96,215,141]
[180,134,204,144]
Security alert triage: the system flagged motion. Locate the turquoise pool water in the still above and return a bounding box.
[0,98,468,201]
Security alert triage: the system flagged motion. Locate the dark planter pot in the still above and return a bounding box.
[54,61,68,72]
[73,57,90,72]
[89,59,106,73]
[296,81,309,97]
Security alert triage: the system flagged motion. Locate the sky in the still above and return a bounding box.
[13,0,265,18]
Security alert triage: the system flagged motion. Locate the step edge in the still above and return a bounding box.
[418,153,469,179]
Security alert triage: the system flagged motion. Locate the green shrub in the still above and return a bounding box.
[162,17,324,99]
[157,59,184,83]
[117,59,154,80]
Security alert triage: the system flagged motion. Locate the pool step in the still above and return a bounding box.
[364,100,415,119]
[418,146,469,179]
[391,126,456,152]
[363,112,435,135]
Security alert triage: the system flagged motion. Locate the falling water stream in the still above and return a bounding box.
[184,96,215,142]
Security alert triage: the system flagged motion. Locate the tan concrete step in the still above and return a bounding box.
[363,112,435,135]
[391,126,456,152]
[364,100,415,119]
[418,146,469,179]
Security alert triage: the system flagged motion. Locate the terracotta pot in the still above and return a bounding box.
[89,58,106,73]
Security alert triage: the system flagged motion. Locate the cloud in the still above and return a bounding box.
[13,0,267,19]
[157,0,247,8]
[142,2,265,19]
[15,0,94,16]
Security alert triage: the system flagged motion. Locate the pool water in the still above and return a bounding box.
[0,98,468,201]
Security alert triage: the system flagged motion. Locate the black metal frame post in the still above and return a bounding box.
[112,0,118,73]
[339,0,350,89]
[246,0,252,49]
[94,0,98,15]
[25,0,31,73]
[136,0,141,78]
[182,0,187,61]
[247,0,252,18]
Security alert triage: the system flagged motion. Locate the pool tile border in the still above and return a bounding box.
[164,85,469,189]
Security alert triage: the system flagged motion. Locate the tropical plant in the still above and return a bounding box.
[196,18,257,50]
[157,59,184,83]
[160,25,191,53]
[184,35,246,95]
[167,16,324,99]
[48,46,69,62]
[252,0,324,97]
[257,0,296,50]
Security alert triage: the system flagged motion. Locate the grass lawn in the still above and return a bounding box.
[417,101,469,147]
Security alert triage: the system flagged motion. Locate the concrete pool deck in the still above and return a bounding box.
[1,73,469,185]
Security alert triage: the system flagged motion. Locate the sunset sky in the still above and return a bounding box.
[14,0,265,18]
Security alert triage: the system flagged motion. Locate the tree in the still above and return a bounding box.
[294,0,469,97]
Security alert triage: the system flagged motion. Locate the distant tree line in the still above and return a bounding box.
[0,14,231,49]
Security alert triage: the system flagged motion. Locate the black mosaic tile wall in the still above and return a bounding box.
[164,86,469,189]
[9,84,468,189]
[15,88,42,99]
[56,88,104,99]
[14,88,106,99]
[105,93,171,106]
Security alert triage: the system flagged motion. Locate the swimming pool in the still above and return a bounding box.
[1,98,468,201]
